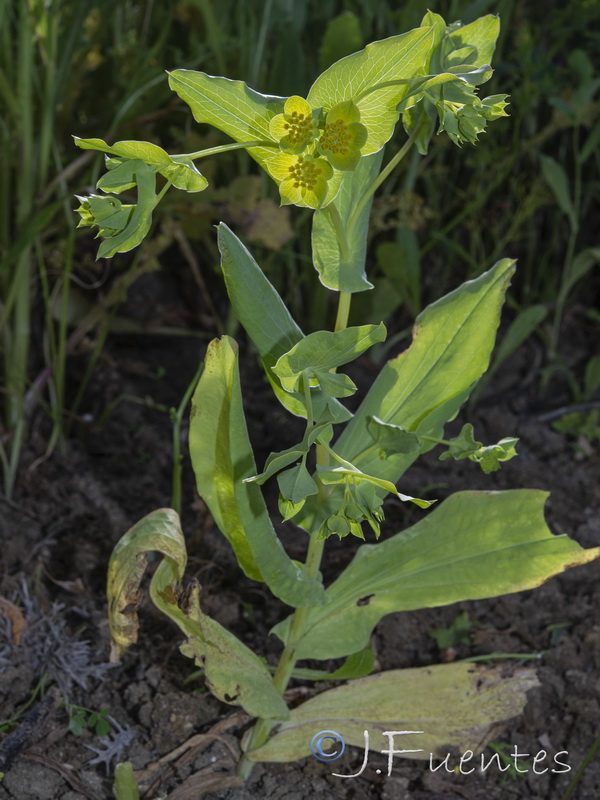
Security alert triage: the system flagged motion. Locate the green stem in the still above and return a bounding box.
[347,124,421,238]
[334,292,351,332]
[171,140,278,160]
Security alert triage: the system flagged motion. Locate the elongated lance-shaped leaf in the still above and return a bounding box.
[217,223,351,423]
[73,137,208,192]
[273,490,600,661]
[247,661,538,763]
[167,70,283,172]
[189,336,326,608]
[312,150,384,293]
[273,323,386,393]
[339,259,514,475]
[151,568,289,720]
[107,508,186,662]
[307,27,434,154]
[294,259,515,531]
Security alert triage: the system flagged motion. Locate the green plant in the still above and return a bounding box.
[74,12,600,784]
[66,704,111,737]
[431,611,474,651]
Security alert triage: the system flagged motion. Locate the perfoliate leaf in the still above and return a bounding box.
[367,416,421,455]
[247,661,539,762]
[277,462,319,504]
[439,423,519,473]
[246,421,331,485]
[308,27,435,155]
[273,324,386,393]
[73,136,208,192]
[448,15,501,68]
[312,151,384,293]
[316,455,432,508]
[438,422,482,459]
[189,336,326,609]
[75,161,160,260]
[273,490,600,661]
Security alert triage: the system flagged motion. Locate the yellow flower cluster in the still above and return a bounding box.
[266,96,367,209]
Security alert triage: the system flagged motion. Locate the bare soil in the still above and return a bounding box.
[1,267,599,800]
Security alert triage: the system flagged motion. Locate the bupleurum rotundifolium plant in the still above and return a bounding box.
[74,11,599,783]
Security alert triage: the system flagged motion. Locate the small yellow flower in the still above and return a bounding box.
[269,96,318,155]
[266,152,333,209]
[318,100,367,171]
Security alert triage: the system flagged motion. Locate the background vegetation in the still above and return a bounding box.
[1,0,599,496]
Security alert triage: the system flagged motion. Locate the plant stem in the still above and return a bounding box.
[346,124,421,238]
[171,140,278,160]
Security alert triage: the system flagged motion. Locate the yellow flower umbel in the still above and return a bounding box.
[266,153,333,209]
[269,96,318,155]
[318,100,367,171]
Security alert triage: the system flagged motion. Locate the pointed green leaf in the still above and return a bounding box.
[189,336,326,608]
[295,259,516,532]
[217,223,351,424]
[273,323,386,392]
[367,416,421,455]
[338,259,516,480]
[273,490,600,661]
[247,661,538,762]
[247,421,332,485]
[448,15,501,69]
[312,151,384,292]
[153,578,288,720]
[92,163,159,259]
[316,453,432,508]
[308,27,435,154]
[439,424,519,473]
[167,70,283,171]
[277,462,319,505]
[73,136,208,192]
[439,422,483,460]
